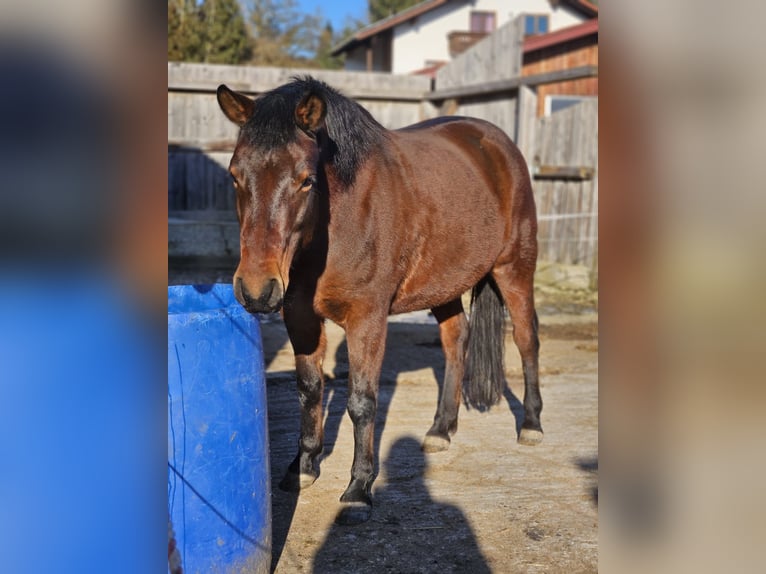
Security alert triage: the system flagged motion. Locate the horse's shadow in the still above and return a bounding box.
[261,314,524,572]
[312,436,492,573]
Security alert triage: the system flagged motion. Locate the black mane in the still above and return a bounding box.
[242,76,387,186]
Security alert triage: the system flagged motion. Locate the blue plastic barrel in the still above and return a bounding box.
[168,284,270,574]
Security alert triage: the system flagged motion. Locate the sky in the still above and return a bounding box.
[296,0,369,32]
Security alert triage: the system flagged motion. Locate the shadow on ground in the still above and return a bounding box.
[311,436,492,573]
[575,456,599,507]
[261,316,526,572]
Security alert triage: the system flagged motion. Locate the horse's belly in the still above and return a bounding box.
[389,225,503,314]
[389,266,488,315]
[389,292,460,315]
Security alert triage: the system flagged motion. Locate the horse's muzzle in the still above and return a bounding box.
[235,276,283,314]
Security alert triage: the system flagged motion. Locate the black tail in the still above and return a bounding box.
[465,275,506,410]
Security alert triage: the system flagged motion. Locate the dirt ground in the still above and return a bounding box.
[260,287,598,573]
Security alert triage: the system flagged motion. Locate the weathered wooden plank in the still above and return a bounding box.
[169,141,237,153]
[167,150,234,211]
[429,18,525,140]
[436,16,524,90]
[532,99,598,268]
[533,165,595,180]
[456,97,517,139]
[168,63,431,100]
[168,96,435,148]
[169,81,251,93]
[516,85,538,161]
[427,66,598,102]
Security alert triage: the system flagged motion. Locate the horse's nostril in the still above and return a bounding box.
[237,277,256,306]
[235,277,282,312]
[258,279,279,305]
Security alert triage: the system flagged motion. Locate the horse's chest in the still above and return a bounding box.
[313,293,351,325]
[311,272,366,326]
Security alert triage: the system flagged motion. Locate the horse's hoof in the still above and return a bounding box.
[422,434,450,453]
[337,476,372,524]
[278,471,318,492]
[518,428,544,446]
[335,501,372,525]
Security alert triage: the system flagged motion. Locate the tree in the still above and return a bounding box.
[167,0,363,68]
[368,0,420,23]
[200,0,251,64]
[315,17,367,70]
[168,0,205,62]
[247,0,323,67]
[315,23,343,70]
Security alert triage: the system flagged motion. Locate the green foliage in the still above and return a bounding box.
[201,0,251,64]
[314,23,338,69]
[168,0,250,64]
[168,0,205,62]
[312,14,368,70]
[168,0,364,68]
[368,0,420,23]
[247,0,324,66]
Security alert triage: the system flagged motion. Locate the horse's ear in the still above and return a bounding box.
[217,85,254,127]
[295,92,326,133]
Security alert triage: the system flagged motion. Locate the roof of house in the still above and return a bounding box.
[331,0,451,56]
[523,17,598,53]
[332,0,598,56]
[559,0,599,19]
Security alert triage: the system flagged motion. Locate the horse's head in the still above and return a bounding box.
[217,83,326,314]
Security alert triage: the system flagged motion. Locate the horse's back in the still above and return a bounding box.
[393,116,528,191]
[398,116,522,161]
[392,116,532,216]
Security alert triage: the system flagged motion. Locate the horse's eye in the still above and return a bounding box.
[300,175,316,191]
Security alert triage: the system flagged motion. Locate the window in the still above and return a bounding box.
[544,95,595,116]
[470,11,496,33]
[524,14,549,36]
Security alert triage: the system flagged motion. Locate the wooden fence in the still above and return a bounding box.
[531,99,598,268]
[168,64,434,213]
[168,16,598,274]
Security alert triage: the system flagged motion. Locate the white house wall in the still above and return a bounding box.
[390,0,586,74]
[392,3,468,74]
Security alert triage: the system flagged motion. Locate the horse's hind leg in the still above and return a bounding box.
[492,262,544,445]
[423,298,468,453]
[280,294,327,491]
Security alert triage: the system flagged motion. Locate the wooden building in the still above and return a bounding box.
[522,18,598,117]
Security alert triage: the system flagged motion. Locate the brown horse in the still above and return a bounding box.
[217,77,542,524]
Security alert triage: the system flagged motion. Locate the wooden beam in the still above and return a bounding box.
[533,165,595,181]
[366,44,373,72]
[168,141,236,153]
[168,82,425,102]
[523,65,598,87]
[425,66,598,102]
[439,98,459,115]
[169,81,251,94]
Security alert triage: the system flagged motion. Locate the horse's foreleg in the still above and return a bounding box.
[492,265,543,445]
[280,301,327,492]
[423,298,468,452]
[337,311,387,524]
